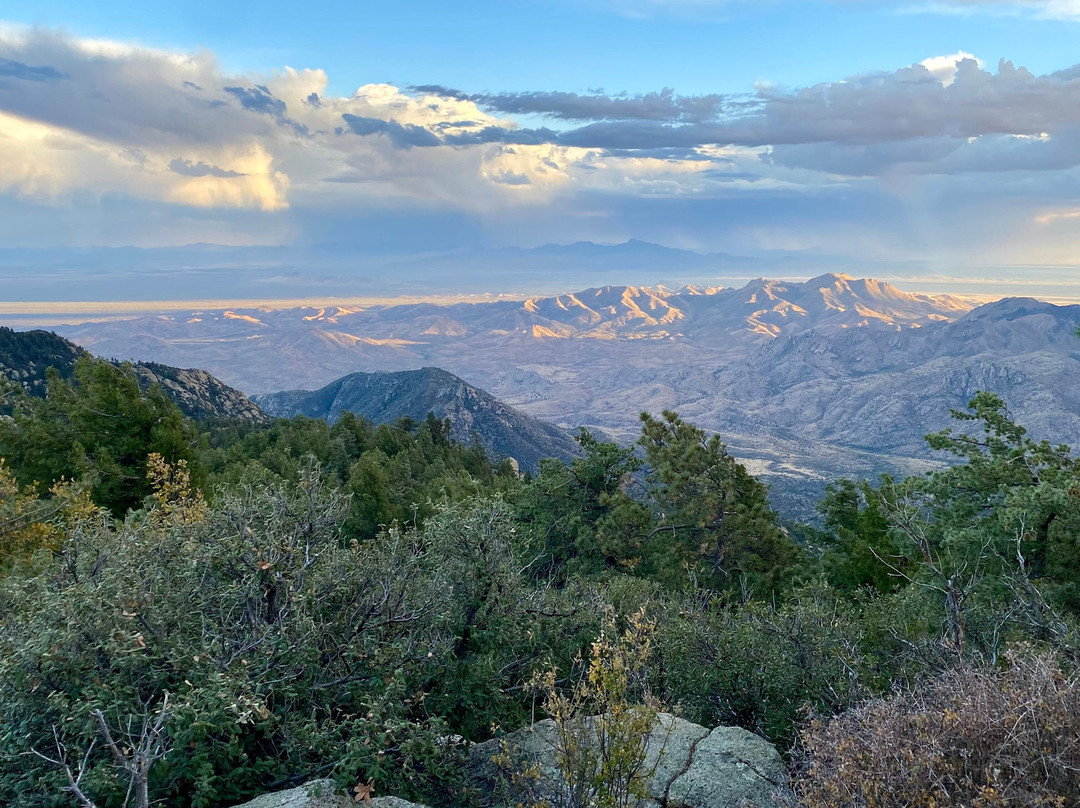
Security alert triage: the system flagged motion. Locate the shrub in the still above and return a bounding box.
[0,459,459,808]
[529,607,664,808]
[793,648,1080,807]
[656,583,882,749]
[423,498,604,742]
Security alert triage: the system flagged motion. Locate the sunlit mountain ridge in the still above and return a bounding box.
[40,273,1041,516]
[55,274,973,384]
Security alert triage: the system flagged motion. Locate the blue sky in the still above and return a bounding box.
[5,0,1077,96]
[3,1,1080,299]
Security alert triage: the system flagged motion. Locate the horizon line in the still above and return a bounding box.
[3,279,1080,329]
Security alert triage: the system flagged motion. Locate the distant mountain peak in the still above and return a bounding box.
[805,271,854,284]
[254,367,579,472]
[963,296,1067,318]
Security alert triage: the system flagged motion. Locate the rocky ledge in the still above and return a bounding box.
[229,714,789,808]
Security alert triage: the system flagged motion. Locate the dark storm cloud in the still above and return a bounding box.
[340,114,441,147]
[168,157,245,177]
[340,113,565,148]
[407,58,1080,176]
[410,84,469,100]
[0,58,67,82]
[223,85,309,136]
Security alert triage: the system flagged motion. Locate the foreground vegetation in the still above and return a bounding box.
[3,357,1080,807]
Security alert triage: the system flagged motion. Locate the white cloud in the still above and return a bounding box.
[5,24,1080,270]
[913,0,1080,20]
[919,51,984,85]
[0,27,786,217]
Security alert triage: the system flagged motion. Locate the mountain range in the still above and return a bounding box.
[53,274,971,394]
[41,274,1080,517]
[0,328,580,473]
[0,239,901,302]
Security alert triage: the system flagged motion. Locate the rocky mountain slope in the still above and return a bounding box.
[129,362,268,423]
[0,327,267,422]
[0,327,88,398]
[41,274,1080,516]
[52,274,971,395]
[255,367,580,472]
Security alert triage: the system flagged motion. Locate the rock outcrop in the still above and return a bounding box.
[227,782,434,808]
[468,713,789,808]
[228,715,788,808]
[228,779,348,808]
[131,362,270,422]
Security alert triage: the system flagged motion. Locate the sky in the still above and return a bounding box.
[4,1,1080,301]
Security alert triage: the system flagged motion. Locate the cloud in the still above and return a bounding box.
[403,58,1080,161]
[27,24,1078,215]
[5,24,1080,272]
[417,86,729,122]
[919,51,984,85]
[1034,206,1080,224]
[607,0,1080,20]
[340,114,441,147]
[0,57,66,81]
[167,144,289,210]
[169,158,245,178]
[223,84,309,136]
[910,0,1080,21]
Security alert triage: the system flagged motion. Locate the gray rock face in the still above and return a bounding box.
[468,713,788,808]
[665,726,788,808]
[227,715,785,808]
[644,714,711,799]
[227,783,434,808]
[227,779,349,808]
[370,797,432,808]
[132,362,270,422]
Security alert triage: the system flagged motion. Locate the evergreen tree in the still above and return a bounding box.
[517,429,652,577]
[638,410,800,595]
[818,477,907,596]
[0,357,196,515]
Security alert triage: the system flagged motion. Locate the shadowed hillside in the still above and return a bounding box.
[255,367,580,471]
[0,327,267,422]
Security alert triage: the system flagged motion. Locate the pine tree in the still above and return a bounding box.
[638,410,800,596]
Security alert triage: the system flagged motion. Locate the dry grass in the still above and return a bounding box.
[793,649,1080,807]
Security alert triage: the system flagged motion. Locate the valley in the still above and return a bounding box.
[38,273,1080,517]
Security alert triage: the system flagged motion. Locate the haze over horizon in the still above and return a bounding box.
[4,1,1080,304]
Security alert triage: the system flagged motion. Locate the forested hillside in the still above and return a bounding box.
[0,327,267,422]
[3,354,1080,807]
[255,367,580,472]
[0,326,88,397]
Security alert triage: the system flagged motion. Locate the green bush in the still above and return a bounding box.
[0,461,460,808]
